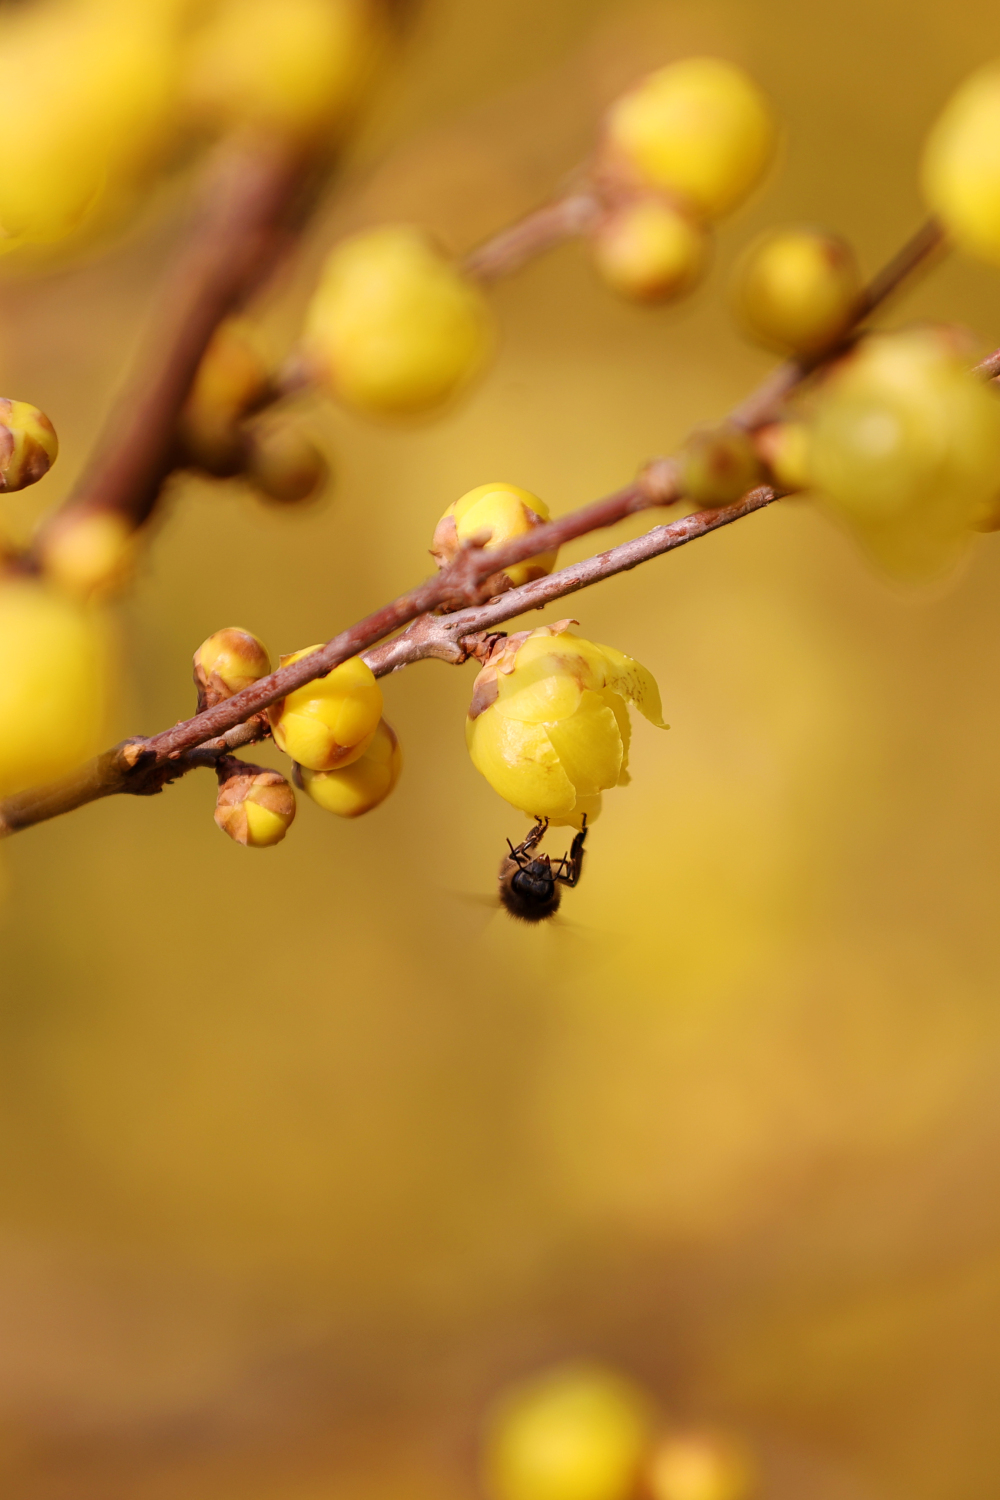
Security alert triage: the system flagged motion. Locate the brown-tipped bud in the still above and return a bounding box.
[214,760,296,848]
[40,510,134,599]
[193,627,271,710]
[0,399,58,492]
[244,417,329,504]
[678,424,763,508]
[180,321,271,476]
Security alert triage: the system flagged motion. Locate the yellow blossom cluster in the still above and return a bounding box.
[591,58,778,304]
[190,626,401,847]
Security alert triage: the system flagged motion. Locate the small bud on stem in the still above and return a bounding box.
[194,627,271,710]
[0,399,58,492]
[214,757,296,848]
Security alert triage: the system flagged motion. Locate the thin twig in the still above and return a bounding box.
[365,487,781,676]
[463,190,602,283]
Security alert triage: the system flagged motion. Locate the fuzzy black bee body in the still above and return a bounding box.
[498,817,587,923]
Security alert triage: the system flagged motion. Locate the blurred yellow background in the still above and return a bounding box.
[4,0,1000,1496]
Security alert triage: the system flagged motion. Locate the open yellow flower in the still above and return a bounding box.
[465,623,666,828]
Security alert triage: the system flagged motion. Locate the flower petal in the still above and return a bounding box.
[466,704,577,817]
[601,689,633,784]
[496,667,583,723]
[596,643,667,727]
[544,692,623,797]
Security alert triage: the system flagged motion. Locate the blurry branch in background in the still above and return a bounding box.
[32,136,318,554]
[0,206,957,840]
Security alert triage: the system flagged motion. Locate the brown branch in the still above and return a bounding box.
[31,136,317,553]
[0,485,774,838]
[462,189,602,283]
[365,487,781,675]
[0,223,970,839]
[0,717,267,838]
[142,459,680,761]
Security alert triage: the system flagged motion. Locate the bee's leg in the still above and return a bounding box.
[509,817,548,862]
[555,815,587,887]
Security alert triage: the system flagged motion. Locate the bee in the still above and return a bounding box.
[498,816,587,923]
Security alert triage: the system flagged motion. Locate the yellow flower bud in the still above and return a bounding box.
[184,0,381,143]
[0,399,58,492]
[604,59,777,221]
[0,579,108,797]
[679,425,763,507]
[40,511,134,599]
[754,420,812,493]
[180,321,271,476]
[244,418,329,504]
[298,717,401,817]
[923,63,1000,265]
[731,226,862,356]
[466,623,666,826]
[591,197,709,303]
[483,1364,654,1500]
[214,762,296,848]
[302,225,493,416]
[268,647,382,771]
[431,482,557,593]
[0,5,182,252]
[194,627,271,710]
[808,327,1000,578]
[646,1434,755,1500]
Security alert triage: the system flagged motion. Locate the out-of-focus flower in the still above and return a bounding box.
[731,225,862,356]
[754,420,812,493]
[466,622,666,828]
[604,59,777,221]
[302,225,493,416]
[244,417,329,504]
[645,1433,755,1500]
[268,647,382,771]
[184,0,381,144]
[40,511,134,600]
[431,482,557,594]
[0,578,108,796]
[180,321,271,476]
[808,326,1000,577]
[0,3,183,252]
[679,425,763,508]
[483,1363,655,1500]
[298,717,401,817]
[591,196,709,303]
[923,62,1000,265]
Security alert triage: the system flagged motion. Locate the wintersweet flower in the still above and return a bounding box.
[465,622,666,827]
[267,647,382,772]
[299,717,402,817]
[431,482,558,595]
